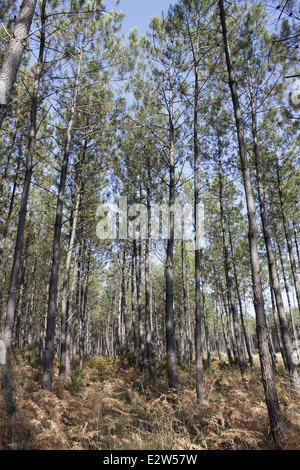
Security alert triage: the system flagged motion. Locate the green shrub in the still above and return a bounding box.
[70,368,85,393]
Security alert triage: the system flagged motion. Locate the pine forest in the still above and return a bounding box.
[0,0,299,452]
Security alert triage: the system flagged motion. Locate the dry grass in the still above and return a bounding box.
[0,348,299,450]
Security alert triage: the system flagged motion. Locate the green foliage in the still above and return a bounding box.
[70,368,86,393]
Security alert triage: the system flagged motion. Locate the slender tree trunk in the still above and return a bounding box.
[214,311,222,361]
[192,54,204,406]
[219,296,233,366]
[0,0,37,128]
[219,0,286,449]
[131,247,138,363]
[165,57,179,397]
[119,248,128,350]
[200,260,211,367]
[42,41,84,391]
[270,280,287,370]
[181,240,190,363]
[15,223,31,348]
[134,239,146,371]
[145,164,155,379]
[229,229,254,367]
[220,281,237,362]
[79,246,90,369]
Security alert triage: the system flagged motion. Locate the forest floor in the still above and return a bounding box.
[0,346,299,451]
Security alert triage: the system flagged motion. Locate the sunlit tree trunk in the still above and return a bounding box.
[0,0,37,128]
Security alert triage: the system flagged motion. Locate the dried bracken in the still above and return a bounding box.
[0,350,299,450]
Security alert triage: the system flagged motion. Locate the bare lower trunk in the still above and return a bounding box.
[193,56,204,406]
[134,239,146,371]
[131,248,138,363]
[229,229,254,367]
[165,57,179,397]
[145,166,154,379]
[200,263,211,367]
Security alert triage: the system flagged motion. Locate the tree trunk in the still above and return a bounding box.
[219,0,286,449]
[131,247,138,363]
[165,57,179,397]
[193,54,204,406]
[200,261,211,367]
[229,229,254,367]
[134,239,146,371]
[119,248,128,350]
[79,246,90,369]
[0,0,37,128]
[145,164,155,379]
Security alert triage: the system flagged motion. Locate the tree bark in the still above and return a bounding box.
[145,162,155,379]
[79,245,90,369]
[229,229,254,367]
[134,239,146,371]
[131,247,138,363]
[0,0,37,128]
[200,259,211,367]
[165,56,179,397]
[193,52,204,406]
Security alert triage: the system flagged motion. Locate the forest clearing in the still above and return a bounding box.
[0,0,299,453]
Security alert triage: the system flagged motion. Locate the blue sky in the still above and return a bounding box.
[116,0,178,36]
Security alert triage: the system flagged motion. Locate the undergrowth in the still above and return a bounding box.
[0,347,299,450]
